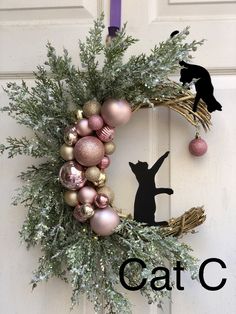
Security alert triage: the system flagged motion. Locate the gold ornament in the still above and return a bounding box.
[60,144,74,161]
[76,109,84,121]
[104,141,116,155]
[85,166,101,182]
[97,185,115,203]
[64,190,78,207]
[93,171,106,187]
[80,203,95,219]
[83,100,101,118]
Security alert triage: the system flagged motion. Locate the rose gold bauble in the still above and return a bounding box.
[97,186,115,203]
[74,136,105,167]
[93,171,106,187]
[60,144,74,161]
[75,118,92,137]
[64,125,78,146]
[73,206,87,222]
[64,190,78,207]
[101,99,132,127]
[83,100,101,118]
[104,141,116,155]
[90,207,120,236]
[78,186,97,204]
[85,166,101,182]
[189,136,208,157]
[88,114,104,131]
[94,194,109,209]
[98,156,110,170]
[59,161,86,190]
[96,126,115,143]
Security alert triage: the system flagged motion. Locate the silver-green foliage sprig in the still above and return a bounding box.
[1,15,202,313]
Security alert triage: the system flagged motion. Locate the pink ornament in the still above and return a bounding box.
[96,126,115,143]
[189,136,208,157]
[98,155,110,170]
[88,115,104,131]
[74,136,105,167]
[101,99,132,127]
[94,194,109,209]
[90,207,120,236]
[59,161,86,190]
[78,186,97,204]
[75,118,92,137]
[73,206,87,222]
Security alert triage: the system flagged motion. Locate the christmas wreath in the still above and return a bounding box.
[1,15,212,313]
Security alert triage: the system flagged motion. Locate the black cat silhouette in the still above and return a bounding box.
[129,151,173,227]
[179,60,222,113]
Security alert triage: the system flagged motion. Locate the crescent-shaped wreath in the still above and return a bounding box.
[1,16,210,313]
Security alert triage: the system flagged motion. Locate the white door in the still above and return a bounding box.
[1,1,236,313]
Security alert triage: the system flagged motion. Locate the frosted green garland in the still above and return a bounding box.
[0,15,203,313]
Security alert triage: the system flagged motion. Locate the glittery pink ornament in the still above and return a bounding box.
[88,115,104,131]
[73,206,87,222]
[96,126,115,142]
[78,186,97,204]
[90,207,120,236]
[94,194,109,209]
[75,118,92,137]
[59,161,86,190]
[101,99,132,127]
[98,155,110,169]
[189,135,208,157]
[74,136,105,167]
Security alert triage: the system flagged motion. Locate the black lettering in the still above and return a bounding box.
[199,258,227,291]
[150,267,172,291]
[119,258,147,291]
[173,261,184,290]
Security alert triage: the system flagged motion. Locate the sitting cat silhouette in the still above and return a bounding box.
[179,60,222,113]
[129,151,173,227]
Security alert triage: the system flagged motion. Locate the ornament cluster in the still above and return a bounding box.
[59,99,132,236]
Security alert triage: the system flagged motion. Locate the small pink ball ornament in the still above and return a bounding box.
[74,136,105,167]
[90,207,120,236]
[59,161,86,190]
[88,115,104,131]
[98,155,110,169]
[64,125,78,146]
[189,135,208,157]
[94,194,109,209]
[78,186,97,204]
[101,99,132,127]
[96,126,115,142]
[75,118,92,137]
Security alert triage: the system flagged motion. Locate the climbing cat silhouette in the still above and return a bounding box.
[129,151,173,227]
[179,60,222,113]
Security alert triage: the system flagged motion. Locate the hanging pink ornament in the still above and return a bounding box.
[94,194,109,209]
[96,125,115,142]
[59,161,86,190]
[78,186,97,204]
[98,155,110,170]
[64,125,78,146]
[74,136,105,167]
[75,118,92,137]
[88,114,104,131]
[189,135,208,157]
[101,99,132,127]
[90,207,120,236]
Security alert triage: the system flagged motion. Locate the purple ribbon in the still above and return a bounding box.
[109,0,121,37]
